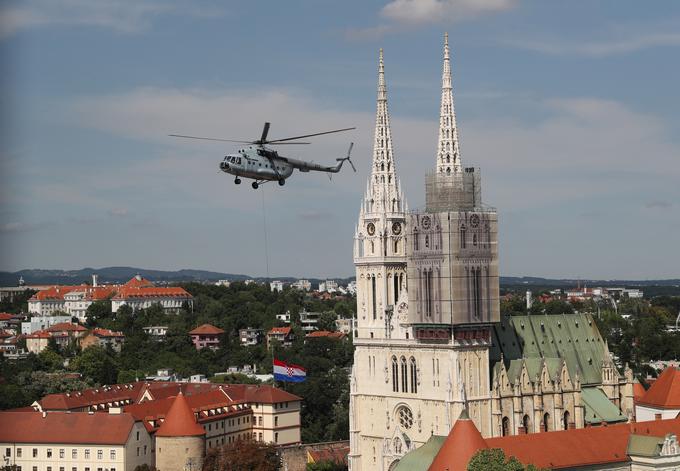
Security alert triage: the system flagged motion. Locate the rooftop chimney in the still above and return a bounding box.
[92,274,99,287]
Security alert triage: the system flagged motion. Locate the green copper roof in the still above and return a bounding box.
[491,312,606,385]
[627,434,666,457]
[581,387,628,424]
[393,435,446,471]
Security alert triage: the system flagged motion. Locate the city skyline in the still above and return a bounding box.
[2,1,679,279]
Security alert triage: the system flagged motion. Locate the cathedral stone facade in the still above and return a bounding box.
[348,35,635,471]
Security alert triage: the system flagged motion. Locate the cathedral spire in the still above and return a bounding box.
[363,48,403,215]
[436,32,462,175]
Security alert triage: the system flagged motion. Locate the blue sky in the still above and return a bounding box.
[1,0,679,279]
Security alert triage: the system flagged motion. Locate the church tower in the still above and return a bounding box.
[352,48,408,341]
[349,35,499,471]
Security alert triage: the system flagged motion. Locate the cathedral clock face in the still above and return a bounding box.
[392,222,402,235]
[470,214,480,228]
[421,216,431,230]
[367,223,375,236]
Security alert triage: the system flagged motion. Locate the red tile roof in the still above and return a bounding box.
[189,324,225,335]
[268,327,292,335]
[308,445,350,464]
[46,322,87,333]
[429,411,488,471]
[638,366,680,409]
[112,286,192,300]
[155,393,206,437]
[91,328,124,338]
[220,384,302,403]
[26,330,53,339]
[39,383,146,411]
[305,330,346,339]
[124,275,155,288]
[0,313,16,321]
[0,411,135,445]
[633,382,647,402]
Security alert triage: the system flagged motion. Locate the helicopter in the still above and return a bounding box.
[170,122,356,189]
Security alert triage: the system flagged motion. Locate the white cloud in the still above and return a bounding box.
[506,31,680,56]
[381,0,517,25]
[0,0,224,38]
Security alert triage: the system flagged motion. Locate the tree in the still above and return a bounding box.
[318,311,338,332]
[202,440,280,471]
[307,461,347,471]
[71,345,118,385]
[467,449,548,471]
[86,300,113,327]
[38,347,65,372]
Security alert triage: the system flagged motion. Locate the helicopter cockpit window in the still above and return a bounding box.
[237,157,242,165]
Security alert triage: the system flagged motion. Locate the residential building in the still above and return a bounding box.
[142,325,168,340]
[276,310,321,332]
[189,324,224,350]
[239,328,263,346]
[267,327,294,348]
[305,330,346,341]
[215,279,231,287]
[28,381,302,455]
[27,275,193,318]
[636,366,680,422]
[291,279,312,291]
[318,280,338,293]
[22,315,72,334]
[0,409,154,470]
[80,328,125,352]
[335,317,355,335]
[270,280,284,292]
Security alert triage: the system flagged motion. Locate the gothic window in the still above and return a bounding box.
[446,154,450,163]
[409,357,417,394]
[393,239,399,255]
[473,234,477,246]
[397,406,413,429]
[371,276,377,320]
[425,235,429,248]
[522,414,531,434]
[446,167,451,175]
[393,272,399,303]
[401,357,408,392]
[414,229,419,251]
[370,240,375,254]
[381,176,385,183]
[563,411,570,430]
[381,163,385,171]
[460,225,466,249]
[543,413,550,432]
[392,356,398,392]
[502,417,510,436]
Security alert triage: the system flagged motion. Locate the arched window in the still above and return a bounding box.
[446,167,451,175]
[502,417,510,436]
[394,239,399,254]
[522,414,531,434]
[381,163,385,171]
[563,410,570,430]
[425,235,429,248]
[401,357,408,392]
[543,413,550,432]
[392,356,398,392]
[414,229,419,251]
[409,357,417,393]
[460,225,467,249]
[370,241,375,254]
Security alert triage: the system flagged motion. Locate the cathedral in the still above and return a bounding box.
[348,35,635,471]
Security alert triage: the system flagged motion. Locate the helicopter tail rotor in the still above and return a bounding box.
[335,142,356,172]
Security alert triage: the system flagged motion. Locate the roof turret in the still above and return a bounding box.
[428,410,487,471]
[155,392,205,437]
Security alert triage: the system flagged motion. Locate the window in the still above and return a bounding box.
[72,449,77,459]
[60,449,65,458]
[391,356,398,392]
[4,448,9,457]
[397,406,413,429]
[563,411,570,430]
[136,431,140,440]
[522,414,531,434]
[274,417,278,427]
[275,433,279,443]
[110,450,116,460]
[17,448,22,457]
[97,449,103,460]
[144,445,147,455]
[60,468,64,471]
[409,357,418,394]
[400,357,408,392]
[47,467,52,471]
[47,449,53,458]
[259,432,263,441]
[85,450,90,459]
[543,413,550,432]
[502,416,510,436]
[72,468,77,471]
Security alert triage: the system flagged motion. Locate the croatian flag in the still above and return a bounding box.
[273,359,307,383]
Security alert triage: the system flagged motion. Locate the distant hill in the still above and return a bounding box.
[0,268,677,289]
[0,267,354,287]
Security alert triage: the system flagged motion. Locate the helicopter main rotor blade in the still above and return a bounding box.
[265,126,356,143]
[169,134,253,143]
[259,122,271,143]
[268,142,310,145]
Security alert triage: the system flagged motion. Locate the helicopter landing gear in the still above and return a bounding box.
[278,179,285,186]
[252,181,259,189]
[234,178,241,185]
